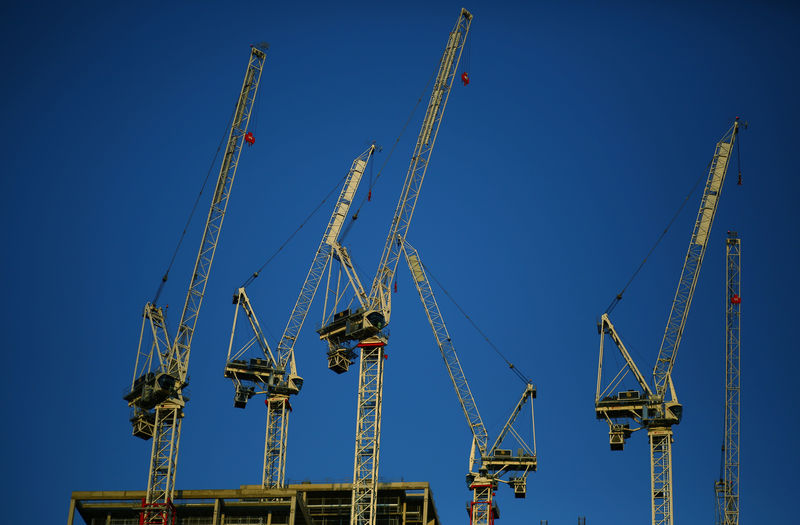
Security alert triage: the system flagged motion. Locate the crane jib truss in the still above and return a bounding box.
[124,45,267,525]
[366,9,473,325]
[594,119,740,525]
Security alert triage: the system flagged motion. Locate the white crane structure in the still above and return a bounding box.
[403,240,537,525]
[594,120,740,525]
[715,231,741,525]
[224,145,376,487]
[124,45,267,525]
[316,9,472,525]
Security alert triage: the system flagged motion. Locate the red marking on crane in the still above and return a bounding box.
[731,294,741,304]
[383,354,388,360]
[368,189,372,201]
[357,340,386,348]
[394,281,398,293]
[461,72,470,86]
[245,132,255,146]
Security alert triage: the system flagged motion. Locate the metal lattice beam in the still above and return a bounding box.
[469,482,495,525]
[653,122,739,397]
[263,396,291,488]
[719,233,741,524]
[403,241,489,456]
[351,342,386,525]
[650,428,674,525]
[276,147,374,368]
[366,9,472,323]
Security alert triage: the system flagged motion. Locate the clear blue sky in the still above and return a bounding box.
[1,2,798,524]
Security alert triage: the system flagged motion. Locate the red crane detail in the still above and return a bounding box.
[245,132,255,146]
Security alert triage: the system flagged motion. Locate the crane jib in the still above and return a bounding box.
[653,121,738,398]
[367,10,472,321]
[696,141,731,247]
[326,158,367,246]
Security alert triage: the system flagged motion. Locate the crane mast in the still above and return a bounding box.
[594,120,739,525]
[715,232,741,525]
[316,10,472,525]
[403,241,536,525]
[125,45,267,525]
[224,146,375,488]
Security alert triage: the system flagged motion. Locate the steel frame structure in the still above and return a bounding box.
[124,45,267,525]
[351,340,387,525]
[715,232,740,525]
[224,146,376,488]
[594,120,740,525]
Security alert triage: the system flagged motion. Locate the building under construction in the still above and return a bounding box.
[68,482,441,525]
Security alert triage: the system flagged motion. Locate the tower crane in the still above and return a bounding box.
[316,9,472,525]
[715,231,741,525]
[123,45,267,525]
[594,120,740,525]
[403,240,537,525]
[224,145,376,487]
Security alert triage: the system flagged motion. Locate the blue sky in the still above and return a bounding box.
[2,2,798,524]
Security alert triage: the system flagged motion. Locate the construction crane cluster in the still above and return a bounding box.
[118,9,745,525]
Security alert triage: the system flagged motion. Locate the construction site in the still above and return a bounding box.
[4,4,798,525]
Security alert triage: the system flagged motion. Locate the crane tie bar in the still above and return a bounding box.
[605,159,712,314]
[153,107,236,305]
[423,259,531,385]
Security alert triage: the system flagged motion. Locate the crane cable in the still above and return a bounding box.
[240,66,440,288]
[240,169,351,289]
[152,106,237,305]
[604,159,712,315]
[421,260,531,385]
[339,66,438,243]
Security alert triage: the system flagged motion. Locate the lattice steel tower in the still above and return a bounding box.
[715,232,741,525]
[124,45,267,525]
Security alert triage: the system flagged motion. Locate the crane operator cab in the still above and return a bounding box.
[318,307,387,374]
[124,371,182,411]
